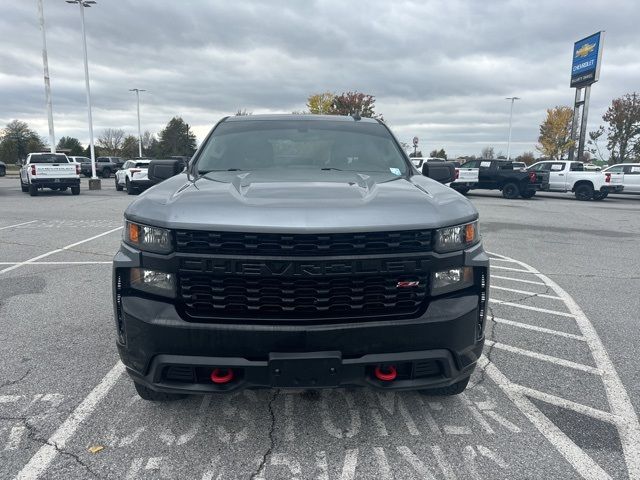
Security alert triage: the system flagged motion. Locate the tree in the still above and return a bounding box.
[408,150,423,158]
[141,130,158,156]
[0,120,45,164]
[307,92,335,115]
[535,106,574,159]
[121,135,139,158]
[481,146,495,159]
[600,92,640,163]
[97,128,125,156]
[57,136,84,156]
[429,148,447,159]
[158,117,197,156]
[587,126,607,163]
[330,91,380,118]
[515,152,535,165]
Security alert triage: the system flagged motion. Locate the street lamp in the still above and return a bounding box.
[129,89,146,157]
[37,0,55,153]
[66,0,100,189]
[505,97,520,161]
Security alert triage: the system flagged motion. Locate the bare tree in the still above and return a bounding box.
[97,128,125,156]
[481,146,495,159]
[141,130,155,151]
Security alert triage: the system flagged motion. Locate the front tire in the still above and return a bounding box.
[133,381,186,402]
[419,376,470,396]
[28,184,38,196]
[575,183,594,201]
[502,182,520,199]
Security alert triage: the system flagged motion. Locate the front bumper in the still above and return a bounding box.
[113,242,489,393]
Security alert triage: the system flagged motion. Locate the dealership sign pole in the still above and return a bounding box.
[568,31,604,162]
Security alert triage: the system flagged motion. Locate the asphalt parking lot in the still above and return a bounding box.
[1,177,639,480]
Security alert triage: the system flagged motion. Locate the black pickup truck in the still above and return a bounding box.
[460,159,549,199]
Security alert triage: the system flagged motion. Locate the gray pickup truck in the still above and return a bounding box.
[113,114,489,401]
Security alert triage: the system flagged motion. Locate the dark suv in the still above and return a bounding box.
[113,115,489,401]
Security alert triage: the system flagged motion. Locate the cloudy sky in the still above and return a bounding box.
[1,0,638,157]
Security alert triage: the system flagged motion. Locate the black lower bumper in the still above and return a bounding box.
[602,185,624,193]
[130,179,153,190]
[118,293,484,394]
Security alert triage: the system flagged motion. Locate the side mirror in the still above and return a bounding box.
[148,159,186,184]
[422,162,456,183]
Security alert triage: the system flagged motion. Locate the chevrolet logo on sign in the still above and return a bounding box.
[575,42,596,58]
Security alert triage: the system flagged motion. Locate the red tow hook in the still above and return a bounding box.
[374,365,397,382]
[210,368,234,384]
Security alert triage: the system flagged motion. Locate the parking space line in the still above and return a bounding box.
[492,265,537,274]
[484,340,600,374]
[492,317,587,341]
[491,274,546,286]
[490,285,562,300]
[0,226,122,275]
[513,384,621,424]
[14,361,125,480]
[0,220,38,231]
[487,257,518,263]
[489,299,575,317]
[0,262,112,265]
[479,356,612,480]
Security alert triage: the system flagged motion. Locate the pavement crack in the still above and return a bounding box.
[250,389,279,480]
[0,368,31,389]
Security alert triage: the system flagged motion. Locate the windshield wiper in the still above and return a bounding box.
[200,168,244,174]
[320,167,344,171]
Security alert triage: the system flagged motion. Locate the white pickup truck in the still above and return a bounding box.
[603,163,640,194]
[19,153,81,196]
[528,160,624,200]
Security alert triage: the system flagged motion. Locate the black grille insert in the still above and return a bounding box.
[175,230,433,256]
[179,272,428,320]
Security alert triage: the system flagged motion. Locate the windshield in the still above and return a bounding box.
[195,120,408,176]
[29,154,68,164]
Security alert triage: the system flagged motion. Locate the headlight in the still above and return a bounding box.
[434,221,479,253]
[130,268,176,298]
[431,266,474,295]
[124,221,172,254]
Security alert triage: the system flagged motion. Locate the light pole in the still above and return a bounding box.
[37,0,55,153]
[505,96,520,161]
[129,89,146,157]
[66,0,100,189]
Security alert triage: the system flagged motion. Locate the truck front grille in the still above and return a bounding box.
[178,272,429,321]
[175,229,433,256]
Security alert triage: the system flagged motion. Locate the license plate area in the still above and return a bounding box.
[269,351,341,388]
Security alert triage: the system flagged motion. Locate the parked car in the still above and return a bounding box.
[511,162,527,171]
[0,161,6,177]
[603,163,640,194]
[115,159,152,194]
[457,159,548,198]
[19,153,80,196]
[114,114,489,401]
[528,160,624,200]
[81,157,121,178]
[583,164,602,171]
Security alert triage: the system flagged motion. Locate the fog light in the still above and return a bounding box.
[431,267,474,295]
[130,268,176,298]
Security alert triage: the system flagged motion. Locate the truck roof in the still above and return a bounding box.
[224,114,380,123]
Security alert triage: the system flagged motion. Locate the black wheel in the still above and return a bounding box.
[28,184,38,196]
[126,178,136,195]
[575,183,594,201]
[102,168,111,179]
[133,381,186,402]
[115,177,123,191]
[592,191,608,201]
[520,189,536,199]
[419,376,470,396]
[71,186,80,195]
[454,187,470,195]
[502,182,520,199]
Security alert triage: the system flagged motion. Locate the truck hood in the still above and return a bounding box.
[125,170,478,232]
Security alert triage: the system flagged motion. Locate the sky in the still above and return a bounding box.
[0,0,638,158]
